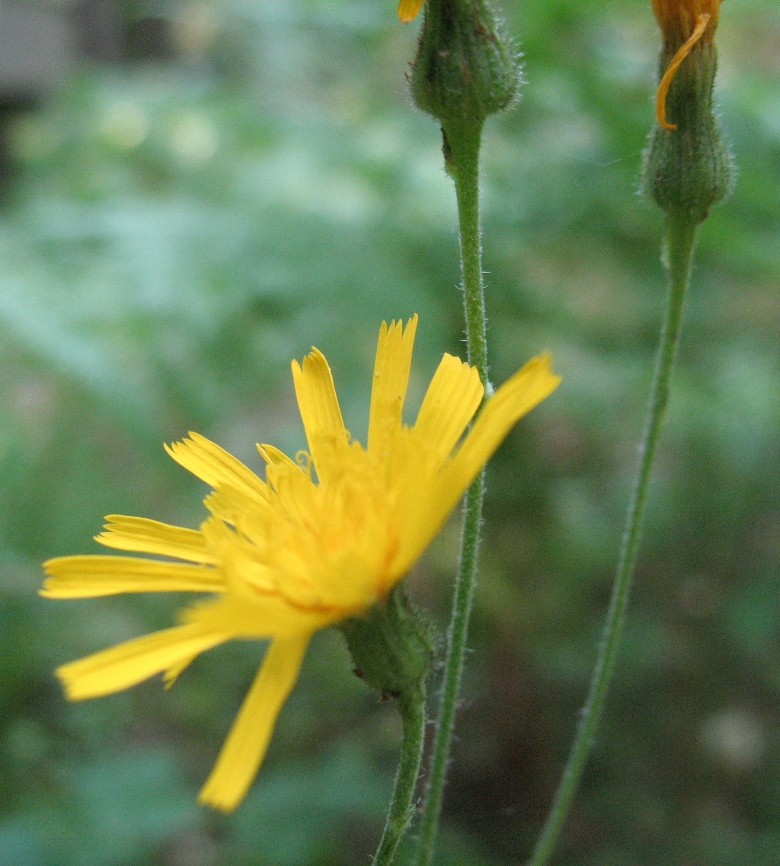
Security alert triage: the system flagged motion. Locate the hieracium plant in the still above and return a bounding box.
[41,0,735,864]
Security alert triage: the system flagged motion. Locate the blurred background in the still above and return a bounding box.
[1,0,779,863]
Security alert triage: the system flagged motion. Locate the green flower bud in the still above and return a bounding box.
[409,0,519,129]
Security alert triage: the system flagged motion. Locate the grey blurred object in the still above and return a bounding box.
[0,0,76,98]
[0,0,155,190]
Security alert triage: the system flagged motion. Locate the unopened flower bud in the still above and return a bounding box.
[409,0,519,131]
[642,0,734,223]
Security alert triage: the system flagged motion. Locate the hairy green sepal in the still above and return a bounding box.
[410,0,519,134]
[339,584,432,706]
[643,42,733,223]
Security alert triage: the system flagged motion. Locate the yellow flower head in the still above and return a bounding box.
[651,0,723,130]
[42,316,560,811]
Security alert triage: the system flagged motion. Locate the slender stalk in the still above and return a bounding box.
[373,687,428,866]
[527,213,698,866]
[449,126,489,386]
[415,121,488,866]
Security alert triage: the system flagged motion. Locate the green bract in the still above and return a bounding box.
[409,0,519,129]
[643,21,733,222]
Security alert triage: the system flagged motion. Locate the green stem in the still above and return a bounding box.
[373,687,428,866]
[528,213,698,866]
[415,120,488,866]
[449,125,489,386]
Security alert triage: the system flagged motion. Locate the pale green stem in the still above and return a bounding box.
[415,121,488,866]
[373,687,427,866]
[527,213,698,866]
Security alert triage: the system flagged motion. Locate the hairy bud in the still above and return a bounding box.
[642,0,734,223]
[409,0,519,130]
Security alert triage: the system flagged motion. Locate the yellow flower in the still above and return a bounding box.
[397,0,424,24]
[650,0,723,130]
[42,316,560,811]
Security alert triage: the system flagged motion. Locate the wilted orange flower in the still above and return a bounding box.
[650,0,723,130]
[42,316,560,811]
[650,0,721,43]
[398,0,424,24]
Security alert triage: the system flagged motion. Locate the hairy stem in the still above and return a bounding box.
[415,120,488,866]
[528,214,698,866]
[373,687,427,866]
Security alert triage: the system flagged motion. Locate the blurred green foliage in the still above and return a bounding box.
[1,0,779,863]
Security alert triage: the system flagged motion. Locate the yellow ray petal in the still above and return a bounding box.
[57,623,228,700]
[394,354,560,574]
[181,594,335,638]
[163,653,199,688]
[413,353,484,465]
[94,515,218,564]
[291,348,348,481]
[165,432,270,500]
[257,443,301,470]
[447,353,561,496]
[397,0,424,23]
[203,485,275,541]
[198,633,310,811]
[368,316,418,455]
[41,556,223,598]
